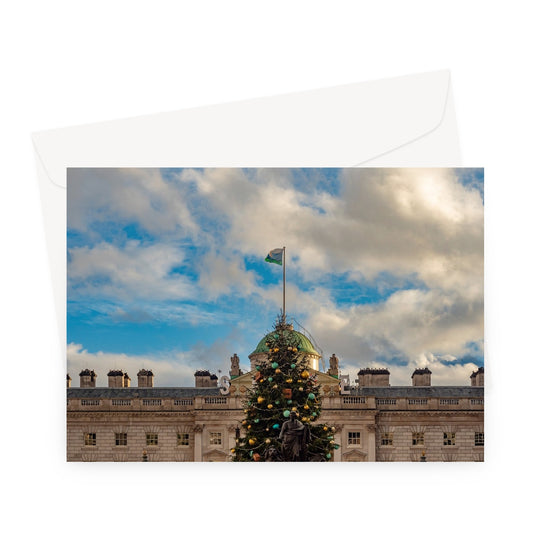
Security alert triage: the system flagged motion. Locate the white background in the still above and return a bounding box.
[1,1,530,531]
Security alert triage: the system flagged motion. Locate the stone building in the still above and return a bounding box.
[66,329,484,462]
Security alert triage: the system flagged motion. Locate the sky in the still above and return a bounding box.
[67,167,484,387]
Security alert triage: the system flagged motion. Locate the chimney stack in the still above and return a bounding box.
[67,374,72,388]
[357,368,390,387]
[412,368,432,386]
[137,369,154,387]
[79,369,97,388]
[107,370,124,387]
[194,370,218,388]
[124,373,131,388]
[470,367,484,386]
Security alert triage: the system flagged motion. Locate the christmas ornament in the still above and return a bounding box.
[274,348,279,352]
[253,453,261,461]
[255,365,261,370]
[291,407,297,411]
[299,387,304,391]
[326,453,331,459]
[273,424,280,429]
[248,425,252,429]
[267,404,273,409]
[272,362,279,369]
[304,404,309,410]
[268,377,273,381]
[257,396,264,403]
[249,438,255,445]
[308,393,316,400]
[275,369,281,374]
[287,400,292,404]
[231,448,235,453]
[301,370,310,379]
[291,364,296,369]
[282,389,292,399]
[254,419,260,423]
[283,410,290,417]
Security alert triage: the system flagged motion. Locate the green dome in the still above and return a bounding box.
[251,329,320,356]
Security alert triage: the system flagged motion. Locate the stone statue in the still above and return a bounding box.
[328,353,339,376]
[279,412,310,461]
[230,353,242,377]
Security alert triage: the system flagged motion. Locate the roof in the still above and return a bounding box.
[251,329,320,356]
[107,370,124,376]
[349,386,484,398]
[67,387,223,399]
[358,368,390,375]
[412,368,432,376]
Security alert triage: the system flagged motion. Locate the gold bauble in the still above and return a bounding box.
[267,404,273,409]
[265,438,271,444]
[301,370,310,379]
[304,404,309,410]
[274,347,279,352]
[291,407,298,411]
[257,396,264,403]
[298,387,304,391]
[248,425,252,429]
[249,439,255,445]
[275,368,281,374]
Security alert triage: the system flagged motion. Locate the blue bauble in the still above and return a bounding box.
[273,423,280,429]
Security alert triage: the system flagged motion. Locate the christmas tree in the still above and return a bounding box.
[232,317,337,461]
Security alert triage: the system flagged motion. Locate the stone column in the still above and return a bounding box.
[193,425,204,462]
[367,424,376,462]
[333,425,343,462]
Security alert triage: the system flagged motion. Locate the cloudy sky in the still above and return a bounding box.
[67,168,483,387]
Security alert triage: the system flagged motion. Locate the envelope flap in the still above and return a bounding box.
[33,70,452,188]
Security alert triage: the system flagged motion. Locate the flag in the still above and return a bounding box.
[265,248,283,265]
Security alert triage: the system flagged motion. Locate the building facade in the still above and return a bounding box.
[66,331,484,462]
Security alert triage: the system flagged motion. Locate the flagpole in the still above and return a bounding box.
[283,246,286,323]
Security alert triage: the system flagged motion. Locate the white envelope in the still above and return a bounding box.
[32,69,461,358]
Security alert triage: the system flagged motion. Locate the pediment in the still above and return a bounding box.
[203,449,230,462]
[342,448,367,462]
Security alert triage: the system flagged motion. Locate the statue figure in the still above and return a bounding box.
[279,412,310,461]
[264,445,283,462]
[328,353,339,376]
[230,353,242,377]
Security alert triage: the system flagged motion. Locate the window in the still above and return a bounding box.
[381,433,393,446]
[84,433,96,446]
[177,433,190,446]
[443,432,456,446]
[348,432,361,445]
[412,432,425,446]
[146,433,158,446]
[115,433,127,446]
[475,432,484,446]
[209,432,222,445]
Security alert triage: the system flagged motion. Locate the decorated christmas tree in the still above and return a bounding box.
[232,317,337,461]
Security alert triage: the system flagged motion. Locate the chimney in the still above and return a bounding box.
[79,369,97,388]
[470,367,484,386]
[67,374,72,388]
[107,370,124,387]
[137,369,154,387]
[194,370,212,387]
[357,368,390,387]
[124,373,131,388]
[210,373,219,388]
[412,368,432,386]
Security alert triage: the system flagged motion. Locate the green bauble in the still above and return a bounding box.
[283,410,290,417]
[308,393,316,400]
[291,364,296,369]
[272,362,279,369]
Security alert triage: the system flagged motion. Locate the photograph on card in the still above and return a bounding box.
[66,168,484,462]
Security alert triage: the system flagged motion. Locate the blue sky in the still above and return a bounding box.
[67,168,484,386]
